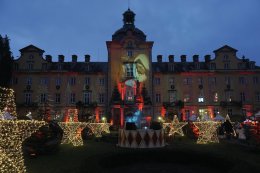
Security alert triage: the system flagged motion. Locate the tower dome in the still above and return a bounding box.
[112,9,146,42]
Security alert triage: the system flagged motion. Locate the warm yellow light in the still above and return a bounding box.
[163,115,187,137]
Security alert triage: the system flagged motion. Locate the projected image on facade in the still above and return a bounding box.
[121,54,149,82]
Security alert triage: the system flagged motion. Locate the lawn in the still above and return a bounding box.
[24,137,260,173]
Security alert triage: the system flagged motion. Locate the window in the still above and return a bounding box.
[154,77,160,85]
[239,77,245,85]
[125,64,133,77]
[85,77,90,85]
[69,77,76,86]
[40,93,46,103]
[250,62,255,69]
[224,63,230,69]
[26,77,32,85]
[55,78,61,86]
[99,110,105,118]
[169,78,175,85]
[155,93,161,103]
[210,63,216,70]
[183,78,192,85]
[84,92,91,104]
[127,50,133,57]
[256,92,260,102]
[169,92,176,102]
[227,109,232,116]
[184,93,190,102]
[225,76,231,85]
[58,64,62,70]
[195,63,200,70]
[242,109,246,116]
[40,77,49,85]
[42,63,47,70]
[127,41,133,48]
[55,93,61,104]
[70,93,76,104]
[198,97,204,103]
[253,77,258,85]
[99,93,105,103]
[25,93,31,104]
[14,63,19,70]
[29,54,34,59]
[213,92,218,102]
[28,63,33,70]
[85,64,90,72]
[99,78,105,86]
[240,92,245,102]
[209,77,217,85]
[12,77,18,85]
[225,91,232,102]
[223,55,229,61]
[126,89,134,101]
[198,77,203,85]
[238,63,244,69]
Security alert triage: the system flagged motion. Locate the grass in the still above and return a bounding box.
[24,137,260,173]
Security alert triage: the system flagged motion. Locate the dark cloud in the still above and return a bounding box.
[1,0,259,64]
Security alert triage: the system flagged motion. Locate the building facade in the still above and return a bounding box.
[11,9,260,126]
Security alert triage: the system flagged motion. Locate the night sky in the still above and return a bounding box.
[1,0,260,65]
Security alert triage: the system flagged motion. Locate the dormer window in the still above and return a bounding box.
[29,54,34,59]
[58,64,62,70]
[224,63,230,69]
[127,41,133,48]
[210,63,216,70]
[223,55,229,61]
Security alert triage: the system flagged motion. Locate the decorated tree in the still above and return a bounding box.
[0,35,13,88]
[0,87,17,117]
[110,85,122,104]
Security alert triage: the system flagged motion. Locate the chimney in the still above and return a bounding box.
[168,55,174,62]
[45,55,52,62]
[157,55,162,62]
[181,55,186,62]
[85,54,90,62]
[72,55,77,62]
[193,55,199,62]
[58,55,64,62]
[205,55,211,63]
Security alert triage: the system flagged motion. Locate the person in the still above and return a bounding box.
[236,124,246,141]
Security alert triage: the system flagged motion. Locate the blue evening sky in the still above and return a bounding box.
[1,0,260,64]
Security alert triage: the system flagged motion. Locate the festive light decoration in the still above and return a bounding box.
[0,120,46,173]
[0,87,17,117]
[166,115,187,137]
[87,123,111,137]
[58,122,88,146]
[58,122,111,146]
[193,121,221,144]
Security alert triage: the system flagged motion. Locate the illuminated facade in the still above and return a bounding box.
[11,9,260,127]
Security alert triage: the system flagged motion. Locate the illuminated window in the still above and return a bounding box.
[40,93,47,103]
[155,93,161,103]
[55,93,61,104]
[213,92,218,102]
[99,93,105,103]
[70,93,76,104]
[25,93,31,104]
[169,92,176,102]
[198,97,204,103]
[84,92,91,104]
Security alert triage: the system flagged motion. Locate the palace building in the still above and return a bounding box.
[11,9,260,127]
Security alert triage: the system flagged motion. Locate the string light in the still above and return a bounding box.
[0,120,46,173]
[0,87,17,117]
[58,122,111,146]
[163,115,187,136]
[193,121,221,144]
